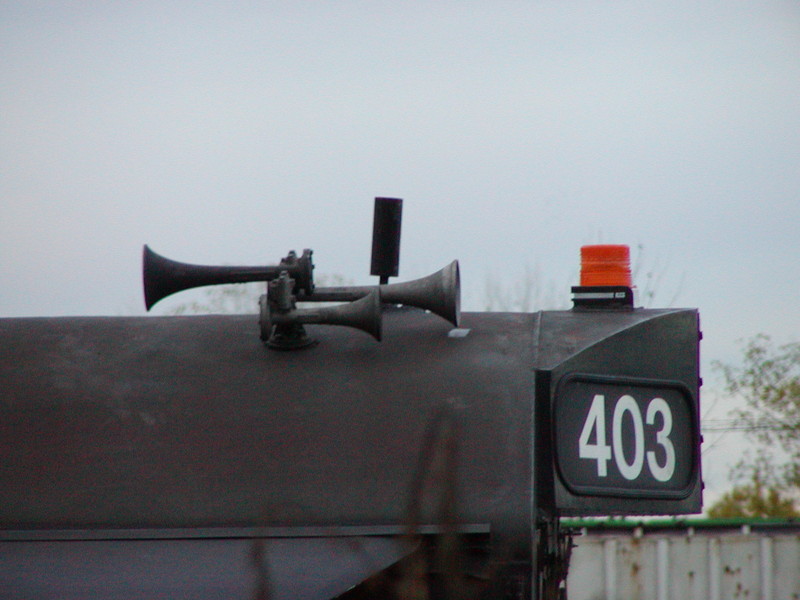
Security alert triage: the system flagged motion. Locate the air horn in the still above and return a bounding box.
[141,197,462,348]
[299,260,460,327]
[294,197,461,328]
[143,249,460,327]
[142,245,314,310]
[259,272,382,350]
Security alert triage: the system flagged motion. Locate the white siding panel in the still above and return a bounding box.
[566,526,800,600]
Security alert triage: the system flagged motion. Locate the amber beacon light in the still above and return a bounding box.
[572,244,634,308]
[580,244,632,287]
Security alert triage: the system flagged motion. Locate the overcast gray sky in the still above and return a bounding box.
[2,2,799,502]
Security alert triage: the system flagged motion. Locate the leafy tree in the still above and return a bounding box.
[708,335,800,516]
[707,453,800,518]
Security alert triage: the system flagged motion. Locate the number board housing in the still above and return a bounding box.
[554,374,696,499]
[535,308,702,516]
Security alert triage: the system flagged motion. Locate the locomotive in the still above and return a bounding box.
[0,199,702,599]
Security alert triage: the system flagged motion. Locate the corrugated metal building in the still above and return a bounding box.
[564,518,800,600]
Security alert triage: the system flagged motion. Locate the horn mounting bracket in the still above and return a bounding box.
[259,272,318,351]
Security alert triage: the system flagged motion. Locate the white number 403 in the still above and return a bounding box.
[578,394,675,482]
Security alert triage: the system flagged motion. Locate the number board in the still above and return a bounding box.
[553,374,698,499]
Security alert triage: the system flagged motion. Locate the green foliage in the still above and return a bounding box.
[708,484,799,519]
[709,335,800,517]
[717,335,800,487]
[708,454,800,518]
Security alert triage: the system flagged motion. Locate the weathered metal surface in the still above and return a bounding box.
[566,521,800,600]
[537,308,702,516]
[0,309,536,535]
[0,304,701,598]
[0,535,413,600]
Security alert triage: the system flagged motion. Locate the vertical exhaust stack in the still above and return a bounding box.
[370,197,403,285]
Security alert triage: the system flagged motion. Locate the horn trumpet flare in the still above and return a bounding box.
[300,260,461,327]
[142,245,314,310]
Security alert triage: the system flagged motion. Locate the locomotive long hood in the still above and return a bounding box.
[0,306,701,598]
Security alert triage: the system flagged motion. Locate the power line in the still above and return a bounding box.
[701,419,798,433]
